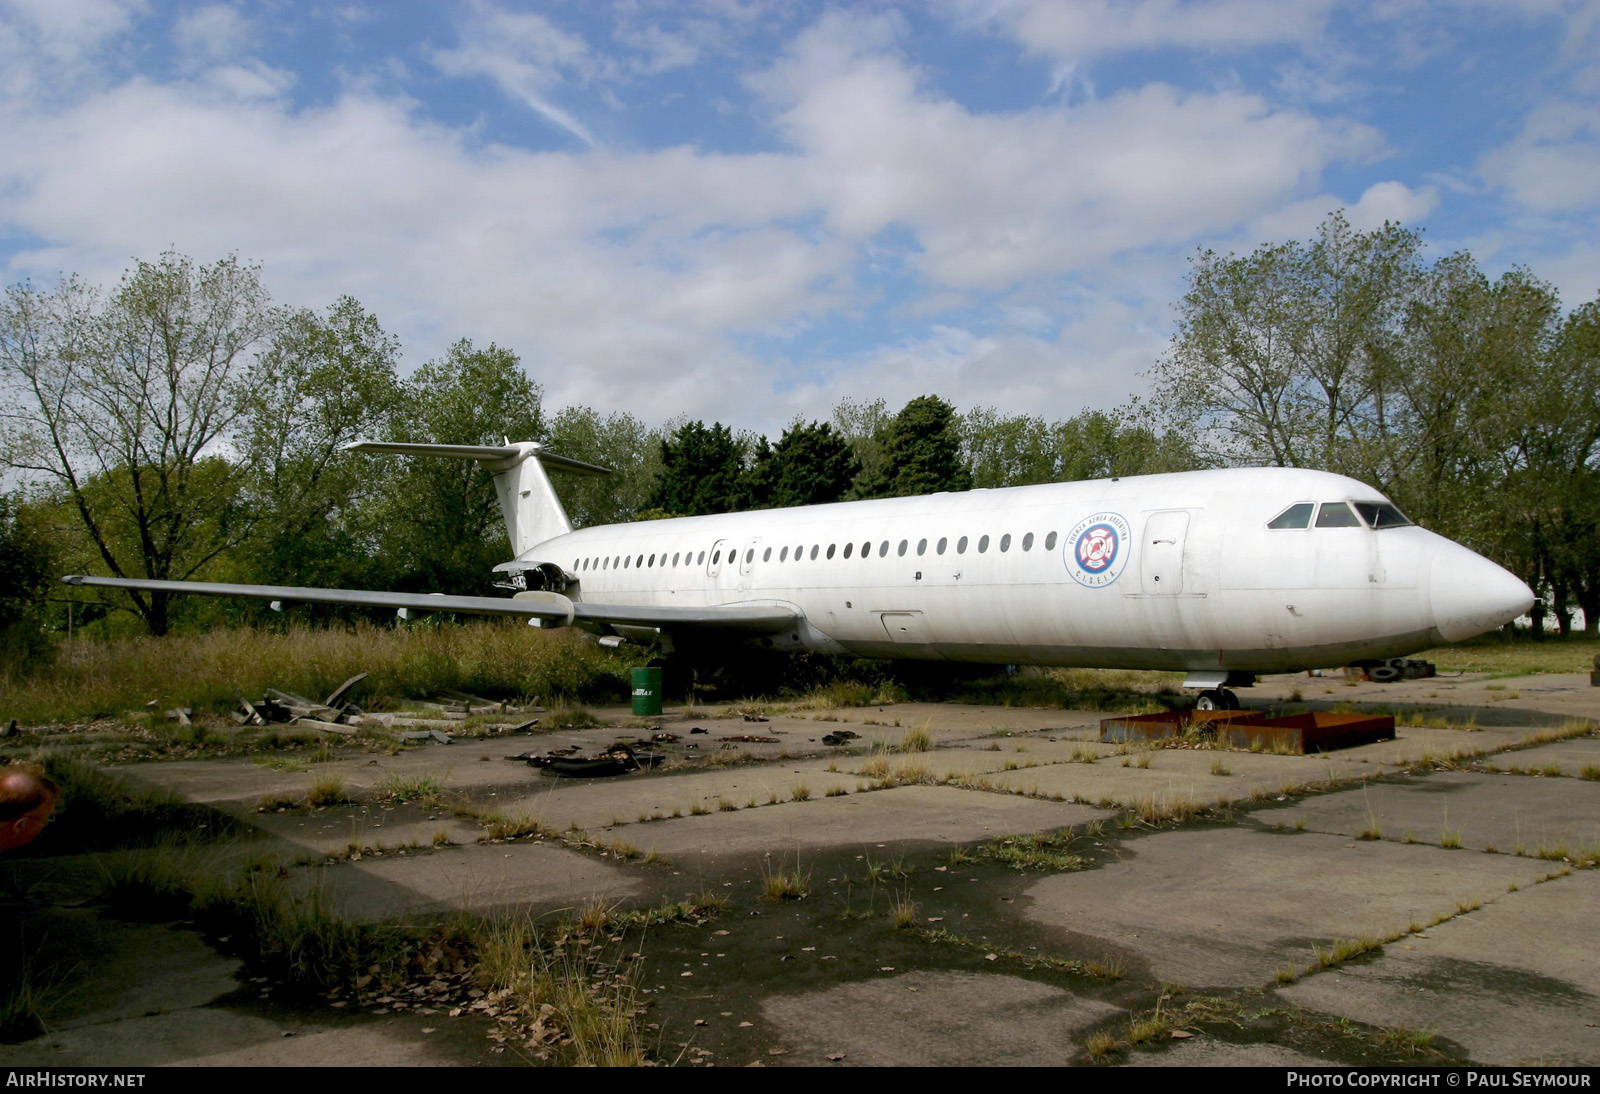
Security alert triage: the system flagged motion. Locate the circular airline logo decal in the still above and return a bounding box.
[1064,511,1131,588]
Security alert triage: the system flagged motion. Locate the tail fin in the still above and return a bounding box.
[346,441,611,556]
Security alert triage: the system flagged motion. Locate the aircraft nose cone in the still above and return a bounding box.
[1429,547,1535,643]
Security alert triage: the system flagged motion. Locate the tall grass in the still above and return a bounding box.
[1,621,643,724]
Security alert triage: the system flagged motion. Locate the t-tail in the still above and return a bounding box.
[345,441,611,555]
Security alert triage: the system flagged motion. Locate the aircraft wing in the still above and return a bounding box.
[61,575,799,634]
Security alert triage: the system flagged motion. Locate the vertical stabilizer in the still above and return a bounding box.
[344,441,612,556]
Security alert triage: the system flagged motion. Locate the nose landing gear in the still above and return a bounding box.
[1195,688,1240,711]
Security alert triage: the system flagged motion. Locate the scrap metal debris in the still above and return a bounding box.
[511,743,666,778]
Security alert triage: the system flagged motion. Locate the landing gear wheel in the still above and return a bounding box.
[1196,688,1240,711]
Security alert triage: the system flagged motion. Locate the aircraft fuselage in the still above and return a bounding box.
[517,467,1533,675]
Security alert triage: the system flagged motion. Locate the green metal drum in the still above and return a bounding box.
[631,667,663,716]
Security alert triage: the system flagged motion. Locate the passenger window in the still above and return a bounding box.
[672,552,680,566]
[1022,532,1033,551]
[1268,503,1314,530]
[879,541,889,557]
[710,551,719,565]
[861,541,870,557]
[978,535,989,553]
[1316,502,1361,528]
[897,539,908,557]
[957,536,968,554]
[648,554,656,567]
[844,542,853,559]
[826,544,836,559]
[1045,531,1058,550]
[745,549,754,564]
[936,537,947,555]
[810,545,819,560]
[1354,502,1412,529]
[625,556,632,568]
[780,546,789,562]
[763,547,771,562]
[999,534,1011,552]
[697,551,705,565]
[916,538,927,556]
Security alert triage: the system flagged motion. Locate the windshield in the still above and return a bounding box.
[1353,502,1412,529]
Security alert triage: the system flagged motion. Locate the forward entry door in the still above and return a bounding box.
[1140,511,1190,595]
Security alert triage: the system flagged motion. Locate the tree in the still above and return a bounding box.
[544,406,662,527]
[831,396,892,494]
[1508,298,1600,634]
[745,420,859,509]
[368,339,544,592]
[0,492,54,664]
[961,408,1058,488]
[1153,212,1422,470]
[856,395,972,498]
[0,253,275,635]
[962,405,1200,488]
[646,421,749,516]
[236,296,405,590]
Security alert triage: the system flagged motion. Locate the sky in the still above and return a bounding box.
[1,0,1597,436]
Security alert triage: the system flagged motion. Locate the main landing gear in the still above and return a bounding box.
[1194,688,1241,711]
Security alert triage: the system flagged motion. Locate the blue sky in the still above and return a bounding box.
[1,0,1596,435]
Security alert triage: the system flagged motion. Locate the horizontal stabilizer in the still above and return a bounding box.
[345,441,611,476]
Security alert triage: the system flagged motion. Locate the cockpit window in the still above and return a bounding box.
[1315,502,1361,528]
[1354,502,1412,529]
[1267,502,1314,529]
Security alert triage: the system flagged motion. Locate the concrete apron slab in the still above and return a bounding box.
[1023,828,1549,990]
[1280,870,1600,1066]
[247,807,486,859]
[1481,735,1600,777]
[982,750,1340,807]
[293,840,648,920]
[1273,770,1600,856]
[609,785,1110,867]
[0,915,476,1068]
[760,969,1121,1066]
[1129,1040,1338,1067]
[487,757,862,832]
[3,1005,462,1068]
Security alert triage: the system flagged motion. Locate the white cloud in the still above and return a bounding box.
[758,11,1381,291]
[0,0,146,100]
[956,0,1333,62]
[1249,180,1439,240]
[173,4,250,65]
[432,0,600,146]
[0,6,1446,432]
[1479,100,1600,214]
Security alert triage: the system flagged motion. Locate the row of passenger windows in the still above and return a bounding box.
[573,530,1063,575]
[1268,501,1412,530]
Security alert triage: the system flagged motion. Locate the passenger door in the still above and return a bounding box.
[1140,510,1190,595]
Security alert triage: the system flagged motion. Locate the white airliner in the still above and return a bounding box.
[66,441,1535,709]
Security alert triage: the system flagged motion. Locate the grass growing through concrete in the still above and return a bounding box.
[977,830,1086,871]
[760,858,812,901]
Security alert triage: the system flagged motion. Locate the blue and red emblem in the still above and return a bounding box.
[1063,511,1131,587]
